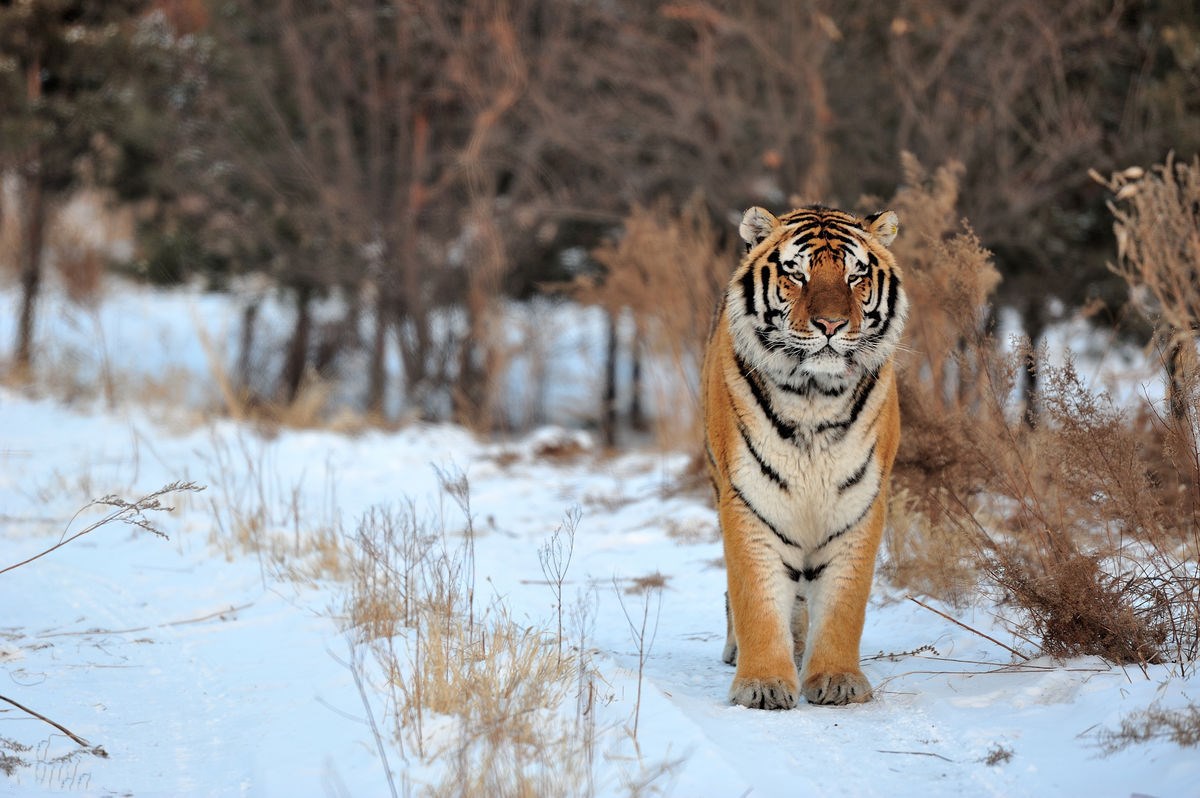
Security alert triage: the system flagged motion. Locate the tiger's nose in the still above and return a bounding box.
[813,316,848,336]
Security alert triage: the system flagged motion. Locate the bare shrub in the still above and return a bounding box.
[613,578,663,751]
[1097,155,1200,422]
[988,550,1164,663]
[928,352,1200,666]
[885,154,1001,409]
[539,507,580,665]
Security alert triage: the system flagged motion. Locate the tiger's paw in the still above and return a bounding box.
[722,639,737,665]
[729,676,798,710]
[802,669,872,706]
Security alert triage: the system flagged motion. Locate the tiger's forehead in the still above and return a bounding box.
[778,206,862,227]
[773,214,871,267]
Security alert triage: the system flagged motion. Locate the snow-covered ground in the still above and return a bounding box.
[1,280,1197,796]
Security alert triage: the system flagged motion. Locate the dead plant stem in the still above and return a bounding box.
[0,482,201,576]
[906,595,1030,661]
[0,694,96,751]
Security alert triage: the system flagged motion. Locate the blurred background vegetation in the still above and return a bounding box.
[1,0,1198,438]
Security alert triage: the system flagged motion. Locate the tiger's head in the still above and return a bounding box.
[729,204,908,383]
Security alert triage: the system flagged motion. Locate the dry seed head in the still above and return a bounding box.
[1116,183,1141,200]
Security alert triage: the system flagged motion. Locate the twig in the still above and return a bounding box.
[37,603,253,638]
[0,693,101,753]
[330,642,399,798]
[876,749,955,762]
[0,482,204,577]
[906,595,1030,661]
[613,576,662,752]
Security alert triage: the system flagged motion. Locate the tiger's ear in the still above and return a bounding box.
[865,210,899,248]
[739,206,779,248]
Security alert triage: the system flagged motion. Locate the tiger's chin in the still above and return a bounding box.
[800,348,855,379]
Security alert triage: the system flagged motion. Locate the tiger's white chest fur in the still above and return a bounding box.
[726,360,889,560]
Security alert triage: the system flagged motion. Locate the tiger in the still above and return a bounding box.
[701,204,907,709]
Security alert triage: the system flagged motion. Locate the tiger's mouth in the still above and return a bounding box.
[806,343,853,372]
[813,341,839,356]
[802,331,854,360]
[754,324,861,372]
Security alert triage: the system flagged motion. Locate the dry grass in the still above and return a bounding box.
[882,488,976,607]
[622,571,670,594]
[51,227,106,307]
[202,431,346,581]
[0,737,29,777]
[662,517,719,545]
[194,315,362,434]
[1097,701,1200,755]
[982,743,1014,766]
[346,493,606,797]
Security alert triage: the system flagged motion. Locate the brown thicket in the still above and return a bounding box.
[880,156,1200,667]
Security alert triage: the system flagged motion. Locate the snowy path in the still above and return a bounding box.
[0,533,382,795]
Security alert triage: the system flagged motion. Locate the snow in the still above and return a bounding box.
[1,280,1198,796]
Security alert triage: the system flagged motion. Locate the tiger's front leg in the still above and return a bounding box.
[799,498,887,705]
[721,496,798,710]
[721,592,806,666]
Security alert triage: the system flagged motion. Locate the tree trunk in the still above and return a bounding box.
[279,283,313,404]
[14,167,45,379]
[236,298,260,397]
[452,337,486,430]
[629,321,646,433]
[367,287,388,417]
[601,308,618,448]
